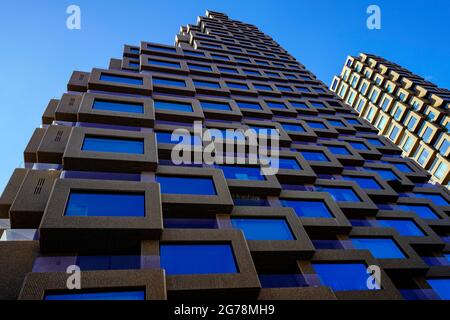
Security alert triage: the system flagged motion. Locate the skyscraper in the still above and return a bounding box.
[331,53,450,189]
[0,11,449,301]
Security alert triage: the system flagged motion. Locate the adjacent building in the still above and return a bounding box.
[0,11,449,301]
[331,53,450,188]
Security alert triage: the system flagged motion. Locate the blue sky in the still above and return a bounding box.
[0,0,449,191]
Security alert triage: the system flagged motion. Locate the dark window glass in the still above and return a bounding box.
[278,158,302,170]
[259,274,307,288]
[266,102,286,109]
[290,102,309,109]
[193,80,221,88]
[160,244,238,275]
[153,77,186,87]
[184,50,205,57]
[82,137,144,154]
[316,187,361,202]
[301,151,329,162]
[76,255,140,271]
[367,168,398,181]
[281,200,333,218]
[188,63,212,71]
[254,84,272,91]
[217,165,265,181]
[328,120,345,127]
[377,219,424,237]
[45,290,145,300]
[218,67,238,74]
[100,74,143,85]
[351,238,406,259]
[328,146,350,155]
[154,100,193,112]
[232,218,294,240]
[411,193,449,206]
[237,101,262,110]
[349,142,369,150]
[156,176,217,195]
[226,82,248,89]
[313,263,376,291]
[367,138,384,147]
[200,101,231,111]
[306,121,327,129]
[393,163,413,173]
[398,204,439,220]
[342,176,383,190]
[148,59,180,68]
[93,100,144,114]
[65,192,145,217]
[427,279,450,300]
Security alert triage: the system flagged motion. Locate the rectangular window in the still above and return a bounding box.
[92,100,144,114]
[406,117,417,131]
[154,100,193,112]
[422,127,433,142]
[403,137,413,152]
[306,121,326,129]
[160,244,238,275]
[156,176,217,195]
[82,136,144,154]
[389,126,400,141]
[218,67,238,74]
[65,192,145,217]
[45,290,145,300]
[377,219,424,237]
[184,50,205,57]
[200,101,231,111]
[148,59,180,68]
[193,80,221,88]
[100,74,143,85]
[398,204,438,219]
[237,101,262,110]
[280,200,333,218]
[152,77,186,87]
[439,139,449,155]
[231,218,294,240]
[435,162,447,179]
[342,176,382,190]
[351,238,405,259]
[281,123,305,132]
[417,149,430,165]
[301,151,329,162]
[381,98,391,111]
[217,165,265,181]
[278,158,302,170]
[188,63,212,71]
[254,84,272,91]
[290,102,309,109]
[328,146,350,155]
[316,187,361,202]
[266,102,286,109]
[226,82,248,90]
[313,263,376,291]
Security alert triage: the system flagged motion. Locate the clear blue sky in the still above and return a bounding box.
[0,0,449,191]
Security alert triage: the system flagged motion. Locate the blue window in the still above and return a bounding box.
[306,121,326,129]
[351,238,405,259]
[346,119,360,125]
[235,57,250,62]
[156,132,201,146]
[367,168,398,181]
[367,138,384,147]
[148,59,180,68]
[184,50,205,57]
[188,63,212,71]
[156,176,216,195]
[217,165,265,181]
[92,100,144,114]
[231,218,294,240]
[76,255,140,271]
[82,137,144,154]
[278,158,302,170]
[290,102,308,109]
[253,84,272,90]
[211,54,229,60]
[328,146,350,155]
[281,200,333,218]
[377,219,424,237]
[349,142,369,150]
[128,61,139,68]
[393,163,413,173]
[148,45,176,53]
[342,176,382,190]
[100,74,143,85]
[398,204,439,220]
[244,69,260,75]
[316,187,361,202]
[227,82,248,89]
[45,290,145,300]
[427,279,450,300]
[328,120,345,127]
[193,80,221,88]
[65,192,145,217]
[218,67,238,74]
[301,151,329,162]
[200,101,231,111]
[413,193,449,207]
[259,274,307,288]
[237,101,262,110]
[160,244,238,275]
[282,124,305,132]
[154,100,193,112]
[311,102,325,109]
[313,263,376,291]
[266,102,286,109]
[277,85,293,92]
[153,77,186,87]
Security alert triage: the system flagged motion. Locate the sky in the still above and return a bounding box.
[0,0,449,191]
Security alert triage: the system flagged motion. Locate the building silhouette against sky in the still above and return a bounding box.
[0,11,449,300]
[331,53,450,189]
